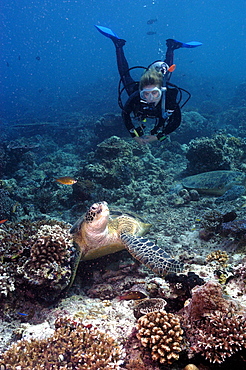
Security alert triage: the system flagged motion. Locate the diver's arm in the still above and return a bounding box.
[160,105,181,136]
[122,92,144,138]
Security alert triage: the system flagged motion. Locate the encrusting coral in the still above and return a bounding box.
[136,310,183,364]
[0,317,122,370]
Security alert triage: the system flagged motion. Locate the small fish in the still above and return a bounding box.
[6,62,10,67]
[18,55,21,60]
[0,219,8,224]
[147,18,157,25]
[17,312,28,316]
[55,176,77,185]
[118,291,147,300]
[146,31,157,36]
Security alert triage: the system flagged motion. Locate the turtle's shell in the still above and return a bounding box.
[70,202,151,260]
[181,170,246,195]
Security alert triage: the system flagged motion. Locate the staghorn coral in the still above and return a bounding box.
[206,250,229,267]
[0,316,122,370]
[189,309,246,364]
[136,310,183,364]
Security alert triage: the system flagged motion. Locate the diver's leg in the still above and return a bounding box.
[95,25,137,96]
[114,39,138,96]
[164,39,183,66]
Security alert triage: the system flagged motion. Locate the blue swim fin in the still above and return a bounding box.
[177,40,202,48]
[94,25,120,40]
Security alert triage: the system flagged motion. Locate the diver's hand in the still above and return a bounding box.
[134,135,158,145]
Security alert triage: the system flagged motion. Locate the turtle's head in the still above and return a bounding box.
[85,201,109,225]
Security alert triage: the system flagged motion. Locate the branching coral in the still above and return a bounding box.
[190,309,246,363]
[19,224,73,291]
[136,310,183,364]
[0,264,15,298]
[0,317,122,370]
[181,280,246,364]
[0,220,75,301]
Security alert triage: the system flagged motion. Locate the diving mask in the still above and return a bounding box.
[140,86,162,103]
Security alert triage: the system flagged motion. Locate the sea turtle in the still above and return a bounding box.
[181,170,246,196]
[69,201,183,285]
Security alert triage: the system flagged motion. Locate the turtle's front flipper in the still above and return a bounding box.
[121,233,183,276]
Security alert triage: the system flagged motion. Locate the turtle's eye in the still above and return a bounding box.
[90,203,99,211]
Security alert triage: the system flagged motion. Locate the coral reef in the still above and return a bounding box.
[186,136,230,174]
[0,220,75,301]
[181,280,246,364]
[189,309,246,364]
[185,134,246,174]
[0,264,15,298]
[0,316,122,370]
[18,224,73,293]
[0,189,15,220]
[182,280,233,322]
[136,310,183,364]
[171,111,209,144]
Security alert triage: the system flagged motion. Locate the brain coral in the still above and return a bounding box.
[136,310,183,364]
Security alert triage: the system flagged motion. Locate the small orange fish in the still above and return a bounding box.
[55,176,77,185]
[168,64,176,72]
[0,219,8,224]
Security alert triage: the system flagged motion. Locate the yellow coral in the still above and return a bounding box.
[206,249,229,267]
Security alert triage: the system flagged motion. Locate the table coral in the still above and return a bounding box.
[0,317,122,370]
[136,310,183,364]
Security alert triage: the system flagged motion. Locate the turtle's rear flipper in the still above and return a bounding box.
[121,233,183,276]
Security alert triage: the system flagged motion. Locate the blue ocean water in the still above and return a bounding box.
[1,0,245,122]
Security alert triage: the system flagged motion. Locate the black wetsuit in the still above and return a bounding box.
[115,39,182,141]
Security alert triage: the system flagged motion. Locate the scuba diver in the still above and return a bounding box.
[95,25,202,145]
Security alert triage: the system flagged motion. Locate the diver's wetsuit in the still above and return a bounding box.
[114,39,182,141]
